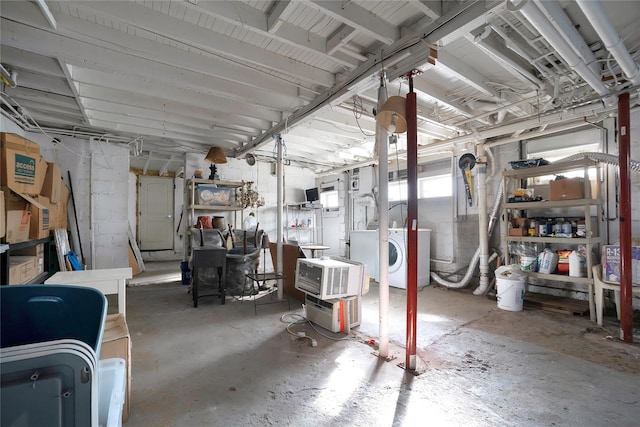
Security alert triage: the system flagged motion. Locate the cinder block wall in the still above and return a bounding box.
[29,133,129,269]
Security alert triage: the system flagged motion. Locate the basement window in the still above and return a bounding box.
[388,181,407,202]
[320,189,339,209]
[419,174,452,198]
[388,174,453,201]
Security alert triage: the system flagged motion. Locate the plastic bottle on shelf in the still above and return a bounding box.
[539,219,547,237]
[569,250,586,277]
[546,219,554,236]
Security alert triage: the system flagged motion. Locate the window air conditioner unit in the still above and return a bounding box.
[295,257,366,299]
[305,294,361,333]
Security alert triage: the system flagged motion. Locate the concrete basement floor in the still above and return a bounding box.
[124,274,640,427]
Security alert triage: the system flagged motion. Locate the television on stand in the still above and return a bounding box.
[305,187,319,206]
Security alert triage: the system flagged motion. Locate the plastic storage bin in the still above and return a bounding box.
[98,358,127,427]
[0,284,108,357]
[1,285,108,426]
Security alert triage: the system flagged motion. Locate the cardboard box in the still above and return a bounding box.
[57,184,70,229]
[101,314,132,422]
[9,256,38,284]
[602,245,640,285]
[510,218,530,229]
[509,227,528,236]
[197,186,233,206]
[549,177,586,201]
[1,133,47,196]
[48,202,59,230]
[1,190,5,238]
[13,243,45,275]
[22,193,50,240]
[3,187,31,243]
[4,210,30,243]
[3,189,49,240]
[41,162,62,203]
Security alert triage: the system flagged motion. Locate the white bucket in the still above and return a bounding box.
[495,265,527,312]
[520,255,537,271]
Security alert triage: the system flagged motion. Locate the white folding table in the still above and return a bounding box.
[45,268,132,316]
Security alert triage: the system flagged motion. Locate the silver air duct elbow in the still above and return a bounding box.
[558,152,640,173]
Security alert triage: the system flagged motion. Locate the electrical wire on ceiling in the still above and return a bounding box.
[1,89,144,159]
[272,135,287,159]
[351,95,375,137]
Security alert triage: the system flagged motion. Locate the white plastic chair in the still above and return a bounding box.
[592,264,640,326]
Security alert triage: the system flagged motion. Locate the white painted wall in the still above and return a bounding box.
[28,133,129,269]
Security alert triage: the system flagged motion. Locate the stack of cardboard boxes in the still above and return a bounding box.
[1,133,70,284]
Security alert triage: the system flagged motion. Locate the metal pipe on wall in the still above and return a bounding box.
[617,93,633,343]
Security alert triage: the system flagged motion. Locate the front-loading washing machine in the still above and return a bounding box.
[388,229,431,289]
[350,228,431,289]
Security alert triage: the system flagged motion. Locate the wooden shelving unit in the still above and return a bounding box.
[183,178,244,261]
[502,158,602,320]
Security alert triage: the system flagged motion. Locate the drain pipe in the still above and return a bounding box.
[576,0,640,87]
[476,143,491,295]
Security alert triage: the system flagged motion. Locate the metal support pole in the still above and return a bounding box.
[405,75,418,370]
[275,135,285,301]
[618,93,633,343]
[377,74,390,359]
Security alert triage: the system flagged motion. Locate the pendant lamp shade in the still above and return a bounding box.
[205,147,227,164]
[376,96,407,133]
[205,147,227,180]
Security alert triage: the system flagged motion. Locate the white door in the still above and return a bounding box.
[139,176,174,250]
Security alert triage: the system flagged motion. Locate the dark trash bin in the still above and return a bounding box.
[0,284,108,357]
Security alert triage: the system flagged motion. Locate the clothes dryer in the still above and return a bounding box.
[387,229,431,289]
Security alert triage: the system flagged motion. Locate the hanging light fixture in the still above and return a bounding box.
[376,96,407,134]
[205,147,227,180]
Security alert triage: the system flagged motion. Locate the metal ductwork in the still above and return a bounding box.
[576,0,640,87]
[509,0,617,106]
[559,152,640,173]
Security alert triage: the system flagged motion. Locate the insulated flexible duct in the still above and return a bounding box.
[430,180,504,289]
[430,152,640,293]
[558,152,640,173]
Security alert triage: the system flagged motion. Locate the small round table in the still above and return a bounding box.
[299,244,330,258]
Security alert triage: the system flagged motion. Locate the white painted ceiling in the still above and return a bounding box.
[1,1,639,174]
